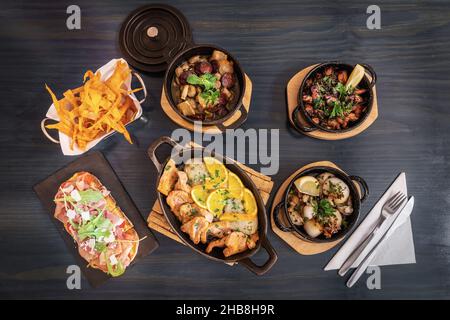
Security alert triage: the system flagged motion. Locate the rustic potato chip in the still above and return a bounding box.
[45,61,141,151]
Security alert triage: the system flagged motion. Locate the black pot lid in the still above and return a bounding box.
[119,4,193,73]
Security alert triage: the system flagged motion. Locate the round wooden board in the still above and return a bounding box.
[161,74,252,133]
[270,161,361,255]
[287,65,378,140]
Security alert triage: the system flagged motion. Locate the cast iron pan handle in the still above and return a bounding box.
[349,175,369,203]
[147,136,180,173]
[273,201,295,232]
[239,238,278,276]
[361,63,377,88]
[291,105,317,133]
[215,103,248,132]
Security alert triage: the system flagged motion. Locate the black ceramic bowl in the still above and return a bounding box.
[148,136,277,275]
[273,166,369,243]
[291,62,377,133]
[164,44,247,131]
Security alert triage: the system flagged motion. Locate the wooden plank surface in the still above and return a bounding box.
[0,0,449,299]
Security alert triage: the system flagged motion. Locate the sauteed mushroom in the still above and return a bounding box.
[171,50,238,121]
[287,172,354,239]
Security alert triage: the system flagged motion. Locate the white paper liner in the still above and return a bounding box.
[44,58,143,156]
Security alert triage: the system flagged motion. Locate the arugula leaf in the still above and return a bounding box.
[77,210,113,241]
[94,241,107,253]
[79,190,104,203]
[55,189,104,204]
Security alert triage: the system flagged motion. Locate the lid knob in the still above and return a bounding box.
[146,26,159,38]
[119,4,193,73]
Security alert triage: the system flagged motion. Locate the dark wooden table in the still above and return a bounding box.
[1,0,449,299]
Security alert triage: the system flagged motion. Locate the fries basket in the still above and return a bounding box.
[41,58,147,156]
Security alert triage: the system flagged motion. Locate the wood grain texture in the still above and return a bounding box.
[0,0,450,299]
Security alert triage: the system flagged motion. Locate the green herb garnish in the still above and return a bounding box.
[77,210,113,241]
[187,73,220,105]
[328,181,344,199]
[187,73,217,90]
[55,189,103,204]
[329,100,353,119]
[313,199,336,223]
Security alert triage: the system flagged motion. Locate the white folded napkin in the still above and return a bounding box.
[324,172,416,271]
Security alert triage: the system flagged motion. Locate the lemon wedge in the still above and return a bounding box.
[294,176,320,196]
[345,64,365,90]
[242,188,257,216]
[206,189,230,217]
[191,185,210,209]
[203,157,228,189]
[226,171,244,199]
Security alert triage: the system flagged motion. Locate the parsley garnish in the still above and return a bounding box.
[313,199,336,224]
[187,73,220,105]
[187,73,217,90]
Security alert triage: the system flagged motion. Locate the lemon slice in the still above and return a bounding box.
[242,188,257,216]
[203,157,228,189]
[294,176,320,196]
[191,185,210,209]
[345,64,365,90]
[206,189,230,217]
[227,171,244,199]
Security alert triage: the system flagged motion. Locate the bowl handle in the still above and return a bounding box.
[239,238,278,275]
[273,201,295,232]
[147,136,180,173]
[291,105,317,133]
[361,63,377,88]
[215,103,248,131]
[349,175,369,203]
[41,118,60,144]
[132,72,148,104]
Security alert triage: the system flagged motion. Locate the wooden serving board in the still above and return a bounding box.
[161,74,252,133]
[147,142,274,247]
[270,161,361,255]
[287,64,378,140]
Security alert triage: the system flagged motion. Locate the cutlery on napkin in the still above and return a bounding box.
[324,172,416,272]
[345,196,414,287]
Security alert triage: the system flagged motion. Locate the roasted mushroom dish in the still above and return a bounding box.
[157,157,259,257]
[287,172,354,238]
[302,65,368,130]
[171,50,238,122]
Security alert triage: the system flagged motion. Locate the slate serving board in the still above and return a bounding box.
[33,151,159,287]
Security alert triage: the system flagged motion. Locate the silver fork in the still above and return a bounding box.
[338,191,407,276]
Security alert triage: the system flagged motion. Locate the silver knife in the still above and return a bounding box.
[339,229,376,277]
[346,196,415,288]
